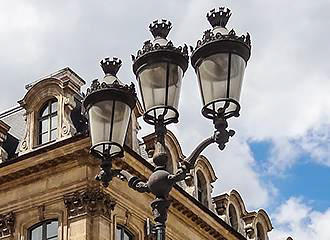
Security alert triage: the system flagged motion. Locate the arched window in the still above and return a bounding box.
[38,99,58,145]
[196,170,208,207]
[116,225,134,240]
[256,222,265,240]
[28,219,58,240]
[229,204,238,230]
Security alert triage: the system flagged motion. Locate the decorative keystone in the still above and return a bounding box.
[207,7,231,28]
[100,57,122,76]
[149,19,172,39]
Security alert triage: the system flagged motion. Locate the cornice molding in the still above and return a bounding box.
[172,199,227,240]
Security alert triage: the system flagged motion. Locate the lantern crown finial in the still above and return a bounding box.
[207,7,231,28]
[149,19,172,39]
[100,57,122,76]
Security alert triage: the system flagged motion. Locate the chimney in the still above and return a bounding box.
[0,120,10,162]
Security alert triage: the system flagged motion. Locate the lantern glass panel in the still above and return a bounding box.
[88,100,131,155]
[138,62,183,119]
[229,54,246,102]
[197,53,246,111]
[197,53,228,106]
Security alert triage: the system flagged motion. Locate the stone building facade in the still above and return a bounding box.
[0,67,279,240]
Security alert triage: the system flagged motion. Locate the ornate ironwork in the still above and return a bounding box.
[191,29,251,56]
[64,187,116,219]
[85,79,136,101]
[0,212,15,238]
[149,19,172,39]
[100,57,122,76]
[207,7,232,28]
[191,7,251,67]
[131,40,189,66]
[132,19,189,74]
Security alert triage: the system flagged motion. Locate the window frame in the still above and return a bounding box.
[38,99,58,145]
[116,224,134,240]
[27,219,58,240]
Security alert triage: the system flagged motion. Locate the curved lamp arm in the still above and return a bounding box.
[169,125,235,184]
[117,169,150,193]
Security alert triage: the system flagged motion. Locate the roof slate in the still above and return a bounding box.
[0,106,25,140]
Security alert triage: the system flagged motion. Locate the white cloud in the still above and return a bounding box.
[298,124,330,166]
[270,197,330,240]
[208,137,274,209]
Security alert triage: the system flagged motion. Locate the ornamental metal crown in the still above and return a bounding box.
[100,57,122,76]
[149,19,172,39]
[207,7,231,28]
[85,78,136,97]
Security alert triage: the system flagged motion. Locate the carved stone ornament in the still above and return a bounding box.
[61,95,77,137]
[64,187,116,219]
[0,212,15,238]
[212,194,229,216]
[242,214,256,239]
[244,223,255,239]
[19,111,30,153]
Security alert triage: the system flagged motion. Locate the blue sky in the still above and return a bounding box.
[251,140,330,212]
[0,1,330,239]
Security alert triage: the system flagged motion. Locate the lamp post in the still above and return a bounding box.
[83,6,251,240]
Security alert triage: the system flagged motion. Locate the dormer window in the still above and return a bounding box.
[229,204,238,230]
[38,99,58,145]
[196,170,208,207]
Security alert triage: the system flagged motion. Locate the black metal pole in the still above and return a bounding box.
[151,197,170,240]
[155,224,166,240]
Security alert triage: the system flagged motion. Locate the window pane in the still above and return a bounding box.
[40,133,48,144]
[41,105,50,118]
[116,228,122,240]
[47,221,58,238]
[124,232,131,240]
[50,130,57,141]
[51,101,57,113]
[31,225,42,240]
[41,119,49,133]
[51,116,57,130]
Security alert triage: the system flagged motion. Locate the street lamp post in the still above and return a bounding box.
[83,7,251,240]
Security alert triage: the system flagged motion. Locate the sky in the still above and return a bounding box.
[0,1,330,239]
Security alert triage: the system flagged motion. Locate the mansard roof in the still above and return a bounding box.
[0,106,25,140]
